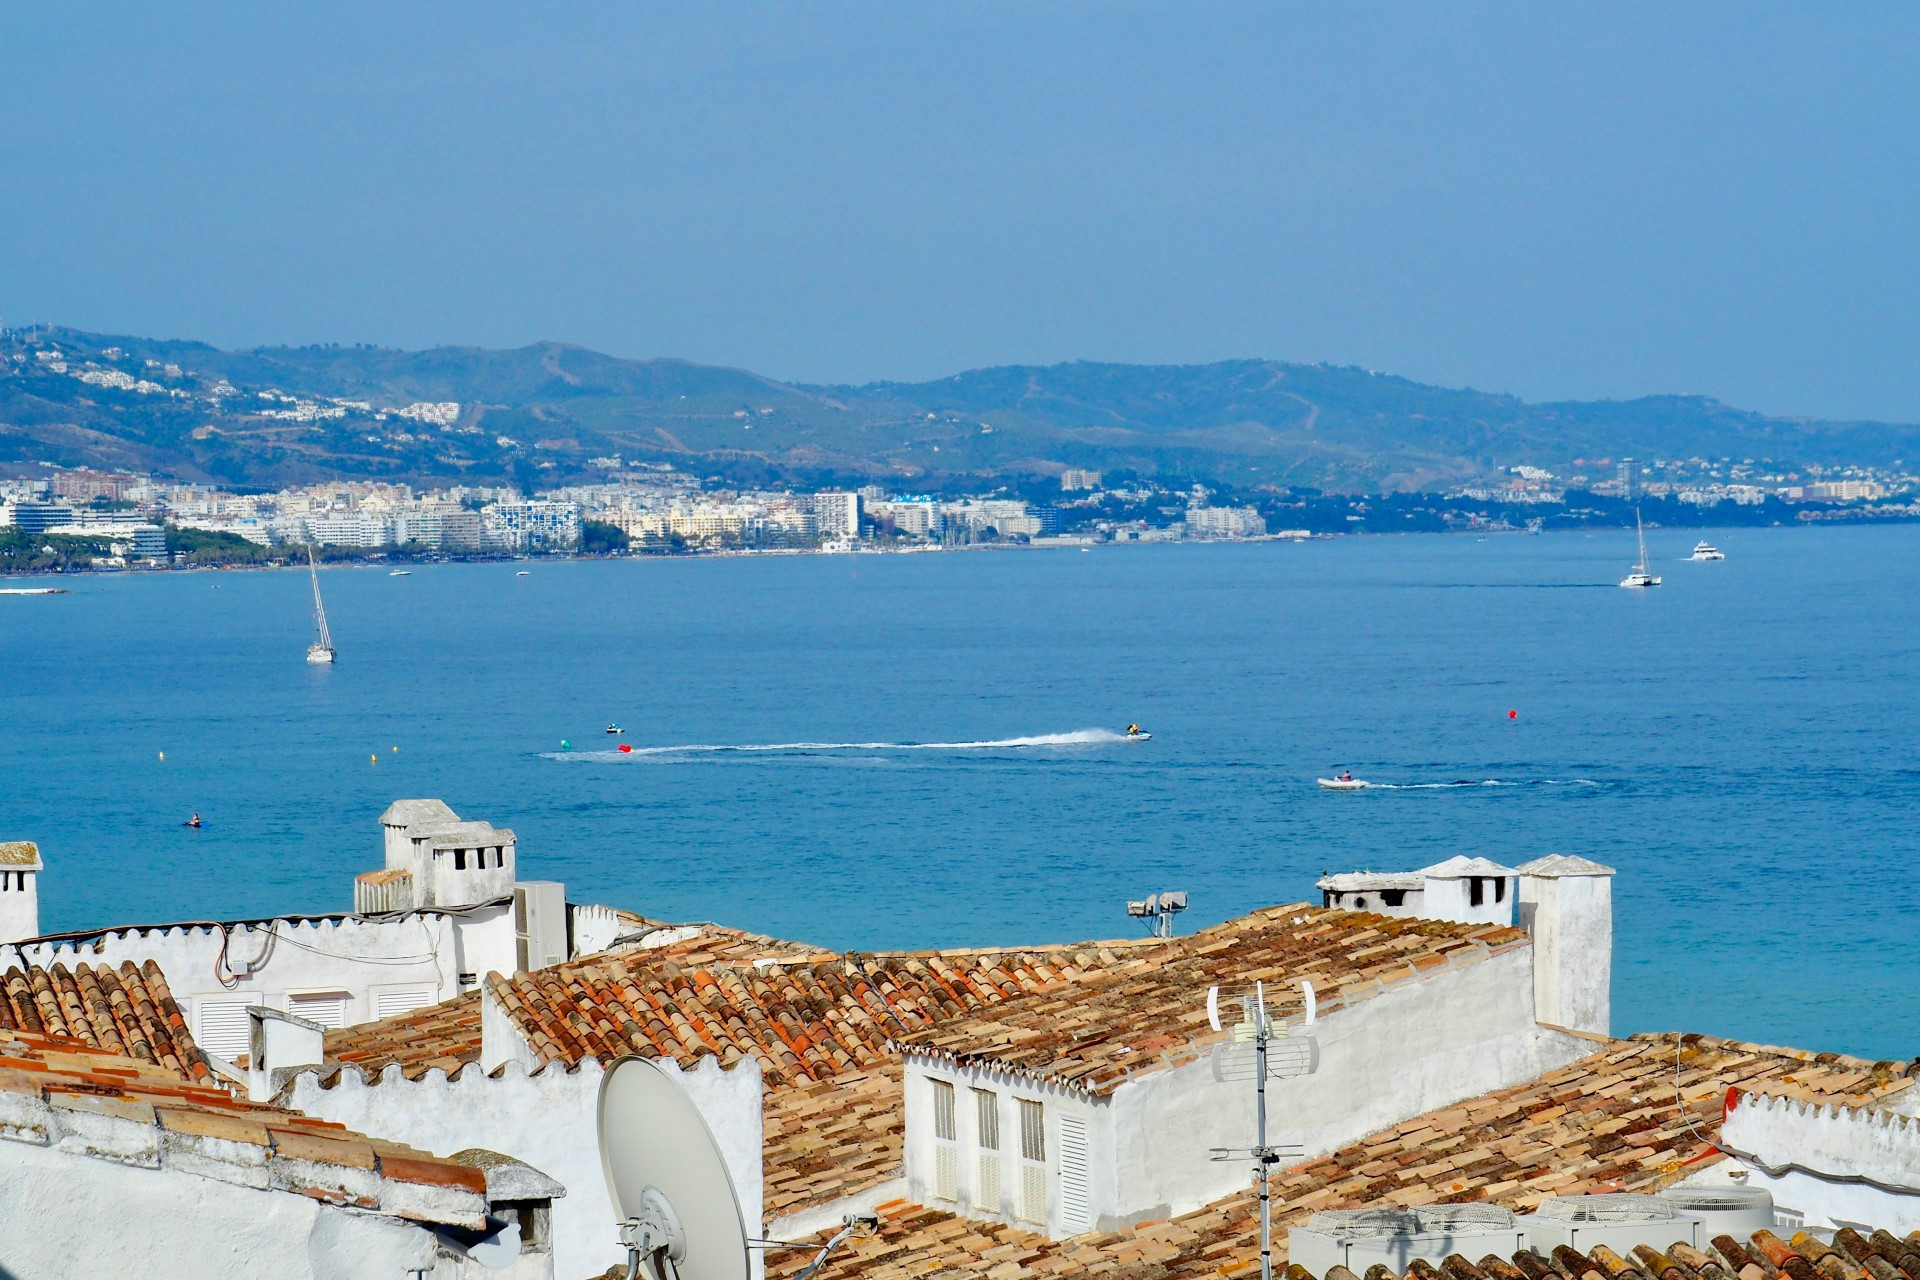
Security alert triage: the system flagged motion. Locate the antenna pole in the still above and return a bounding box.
[1255,980,1272,1280]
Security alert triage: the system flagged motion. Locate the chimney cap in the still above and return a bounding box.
[1515,854,1616,878]
[1417,855,1520,879]
[0,842,42,871]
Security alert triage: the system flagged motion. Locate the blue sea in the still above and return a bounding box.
[2,527,1916,1060]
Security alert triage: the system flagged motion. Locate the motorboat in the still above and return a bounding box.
[389,569,412,577]
[606,724,623,735]
[516,570,531,577]
[1619,509,1662,588]
[1690,541,1725,561]
[1317,776,1369,791]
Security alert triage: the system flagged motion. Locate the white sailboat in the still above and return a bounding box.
[305,545,336,663]
[1619,509,1662,588]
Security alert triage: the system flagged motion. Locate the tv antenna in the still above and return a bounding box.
[1126,890,1188,938]
[598,1057,876,1280]
[1205,979,1319,1280]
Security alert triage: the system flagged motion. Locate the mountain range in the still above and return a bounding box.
[3,326,1913,493]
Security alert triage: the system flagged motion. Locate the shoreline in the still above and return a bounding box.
[3,516,1915,583]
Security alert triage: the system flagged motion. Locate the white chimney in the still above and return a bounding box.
[0,842,43,944]
[1516,855,1615,1036]
[245,1006,327,1102]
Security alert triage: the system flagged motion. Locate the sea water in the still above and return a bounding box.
[1,526,1915,1058]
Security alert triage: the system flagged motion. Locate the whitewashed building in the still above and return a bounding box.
[2,801,581,1065]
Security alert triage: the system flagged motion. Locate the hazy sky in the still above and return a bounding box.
[5,4,1920,419]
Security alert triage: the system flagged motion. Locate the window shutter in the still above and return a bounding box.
[1058,1115,1091,1233]
[1020,1165,1047,1225]
[196,1001,251,1061]
[374,987,434,1020]
[976,1152,1001,1212]
[934,1144,958,1202]
[931,1080,956,1141]
[288,991,349,1029]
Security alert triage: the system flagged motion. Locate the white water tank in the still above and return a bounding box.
[1290,1207,1527,1278]
[1525,1194,1699,1254]
[1656,1186,1776,1241]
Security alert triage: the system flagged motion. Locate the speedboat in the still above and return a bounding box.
[1690,541,1725,561]
[1318,776,1369,791]
[389,569,412,577]
[606,724,623,735]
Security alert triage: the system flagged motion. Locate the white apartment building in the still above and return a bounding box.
[812,491,862,538]
[944,500,1039,538]
[483,500,582,551]
[1184,505,1267,537]
[869,500,941,538]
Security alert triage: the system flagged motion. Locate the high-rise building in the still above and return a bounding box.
[812,492,862,539]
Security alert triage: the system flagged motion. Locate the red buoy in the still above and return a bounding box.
[618,743,633,753]
[1508,709,1518,720]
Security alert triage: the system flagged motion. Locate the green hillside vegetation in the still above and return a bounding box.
[3,327,1913,493]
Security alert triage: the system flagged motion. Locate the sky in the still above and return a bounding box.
[3,4,1919,420]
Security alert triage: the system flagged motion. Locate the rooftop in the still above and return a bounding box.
[378,798,459,828]
[898,905,1530,1094]
[0,1026,490,1230]
[765,1033,1915,1280]
[0,960,210,1083]
[422,821,515,849]
[323,991,483,1078]
[1418,855,1522,879]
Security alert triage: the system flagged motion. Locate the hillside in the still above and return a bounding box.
[3,327,1913,492]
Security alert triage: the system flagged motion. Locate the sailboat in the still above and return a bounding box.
[305,545,336,663]
[1619,509,1662,588]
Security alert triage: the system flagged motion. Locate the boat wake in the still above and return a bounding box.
[542,728,1135,761]
[1367,778,1603,790]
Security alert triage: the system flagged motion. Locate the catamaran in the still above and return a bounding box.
[305,545,336,664]
[1620,510,1662,588]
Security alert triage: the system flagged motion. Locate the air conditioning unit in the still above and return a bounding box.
[1525,1194,1698,1254]
[1290,1206,1526,1278]
[1655,1186,1775,1240]
[514,881,568,972]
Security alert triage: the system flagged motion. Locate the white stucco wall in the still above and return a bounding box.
[1716,1091,1920,1233]
[8,914,478,1051]
[0,1138,441,1279]
[1518,873,1612,1035]
[286,1054,764,1280]
[900,1062,1102,1239]
[1102,949,1589,1228]
[903,946,1594,1238]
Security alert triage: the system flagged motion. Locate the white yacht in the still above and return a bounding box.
[1690,540,1725,561]
[305,545,336,663]
[1620,509,1661,588]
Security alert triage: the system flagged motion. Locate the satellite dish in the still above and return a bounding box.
[598,1056,750,1280]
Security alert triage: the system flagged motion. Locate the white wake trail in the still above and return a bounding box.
[543,728,1133,761]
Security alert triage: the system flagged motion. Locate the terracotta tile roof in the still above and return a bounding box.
[766,1033,1915,1280]
[764,1064,906,1221]
[488,940,1143,1084]
[899,905,1531,1094]
[0,1026,491,1229]
[0,960,210,1083]
[322,991,482,1078]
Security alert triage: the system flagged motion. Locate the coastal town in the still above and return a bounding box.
[4,451,1916,575]
[2,804,1915,1278]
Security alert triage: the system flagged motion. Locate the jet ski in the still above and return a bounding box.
[1124,724,1152,741]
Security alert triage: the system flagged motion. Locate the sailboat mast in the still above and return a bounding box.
[308,546,333,649]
